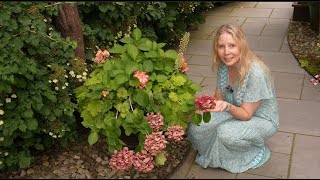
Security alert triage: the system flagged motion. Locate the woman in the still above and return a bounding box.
[187,24,279,173]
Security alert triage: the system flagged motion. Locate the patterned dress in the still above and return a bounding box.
[187,61,279,173]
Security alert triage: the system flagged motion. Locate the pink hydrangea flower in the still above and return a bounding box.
[144,131,168,156]
[109,147,134,171]
[180,57,188,73]
[102,90,109,97]
[165,125,185,142]
[310,73,320,87]
[194,94,216,111]
[133,70,148,89]
[146,112,164,131]
[94,49,110,64]
[132,149,155,173]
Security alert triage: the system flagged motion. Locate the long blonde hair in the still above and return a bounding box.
[212,24,270,88]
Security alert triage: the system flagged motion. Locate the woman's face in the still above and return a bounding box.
[217,32,241,67]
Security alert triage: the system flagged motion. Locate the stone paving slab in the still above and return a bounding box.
[277,98,320,136]
[186,164,237,179]
[187,55,212,66]
[261,23,289,37]
[246,35,284,52]
[235,2,258,8]
[255,2,294,9]
[241,22,265,36]
[228,8,272,18]
[186,65,216,78]
[271,71,304,100]
[266,132,293,155]
[301,73,320,102]
[254,51,305,74]
[185,39,213,56]
[236,173,275,179]
[270,8,294,19]
[245,152,290,179]
[290,135,320,179]
[204,16,246,27]
[245,17,290,26]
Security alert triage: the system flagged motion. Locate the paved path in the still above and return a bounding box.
[170,2,320,179]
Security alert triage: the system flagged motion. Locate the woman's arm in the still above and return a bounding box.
[211,100,261,121]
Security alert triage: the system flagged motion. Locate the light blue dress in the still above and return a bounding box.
[187,61,279,173]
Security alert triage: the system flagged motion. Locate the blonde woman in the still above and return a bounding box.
[187,24,279,173]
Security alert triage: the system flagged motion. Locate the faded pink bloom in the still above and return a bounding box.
[94,49,110,64]
[109,147,134,171]
[144,131,168,156]
[180,57,188,73]
[132,149,155,173]
[146,112,164,131]
[165,125,185,142]
[310,73,320,87]
[102,90,109,97]
[194,94,216,111]
[133,70,149,89]
[102,50,110,58]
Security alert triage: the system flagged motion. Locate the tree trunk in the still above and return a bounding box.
[54,3,86,61]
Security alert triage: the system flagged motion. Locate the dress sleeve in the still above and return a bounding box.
[241,64,274,103]
[216,65,222,90]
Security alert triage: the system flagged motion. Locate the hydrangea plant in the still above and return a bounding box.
[75,28,204,172]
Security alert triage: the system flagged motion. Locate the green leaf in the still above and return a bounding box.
[190,83,201,91]
[126,61,139,75]
[26,118,38,130]
[103,60,112,71]
[144,50,158,58]
[156,74,168,82]
[127,44,139,60]
[152,41,157,50]
[155,151,167,166]
[88,131,99,145]
[115,73,129,85]
[191,114,202,126]
[120,37,134,44]
[98,4,109,12]
[164,50,178,59]
[133,89,149,107]
[87,100,103,117]
[143,60,154,72]
[18,153,32,168]
[109,44,124,54]
[203,112,211,123]
[137,43,151,51]
[157,43,166,49]
[132,28,142,41]
[299,59,309,68]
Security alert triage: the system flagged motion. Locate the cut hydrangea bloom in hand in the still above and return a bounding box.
[194,94,216,111]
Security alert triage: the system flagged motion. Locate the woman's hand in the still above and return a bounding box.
[204,100,231,112]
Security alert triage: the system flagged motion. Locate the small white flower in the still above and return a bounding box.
[0,137,4,141]
[58,135,62,138]
[4,152,8,156]
[78,79,83,82]
[49,80,52,83]
[67,63,70,66]
[62,86,66,90]
[52,135,57,138]
[0,103,3,106]
[55,87,59,91]
[5,98,11,103]
[76,75,82,79]
[65,83,69,86]
[69,71,75,75]
[82,76,87,80]
[0,110,4,115]
[47,65,51,68]
[61,129,66,132]
[49,27,53,31]
[49,132,53,136]
[0,161,2,165]
[82,72,87,76]
[52,79,58,83]
[43,19,47,22]
[11,94,17,98]
[64,75,68,78]
[85,69,88,72]
[0,120,4,125]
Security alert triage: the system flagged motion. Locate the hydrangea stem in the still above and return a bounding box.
[128,96,134,111]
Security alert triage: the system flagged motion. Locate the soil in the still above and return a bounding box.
[287,21,320,76]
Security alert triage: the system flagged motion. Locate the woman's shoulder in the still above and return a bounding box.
[249,60,269,77]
